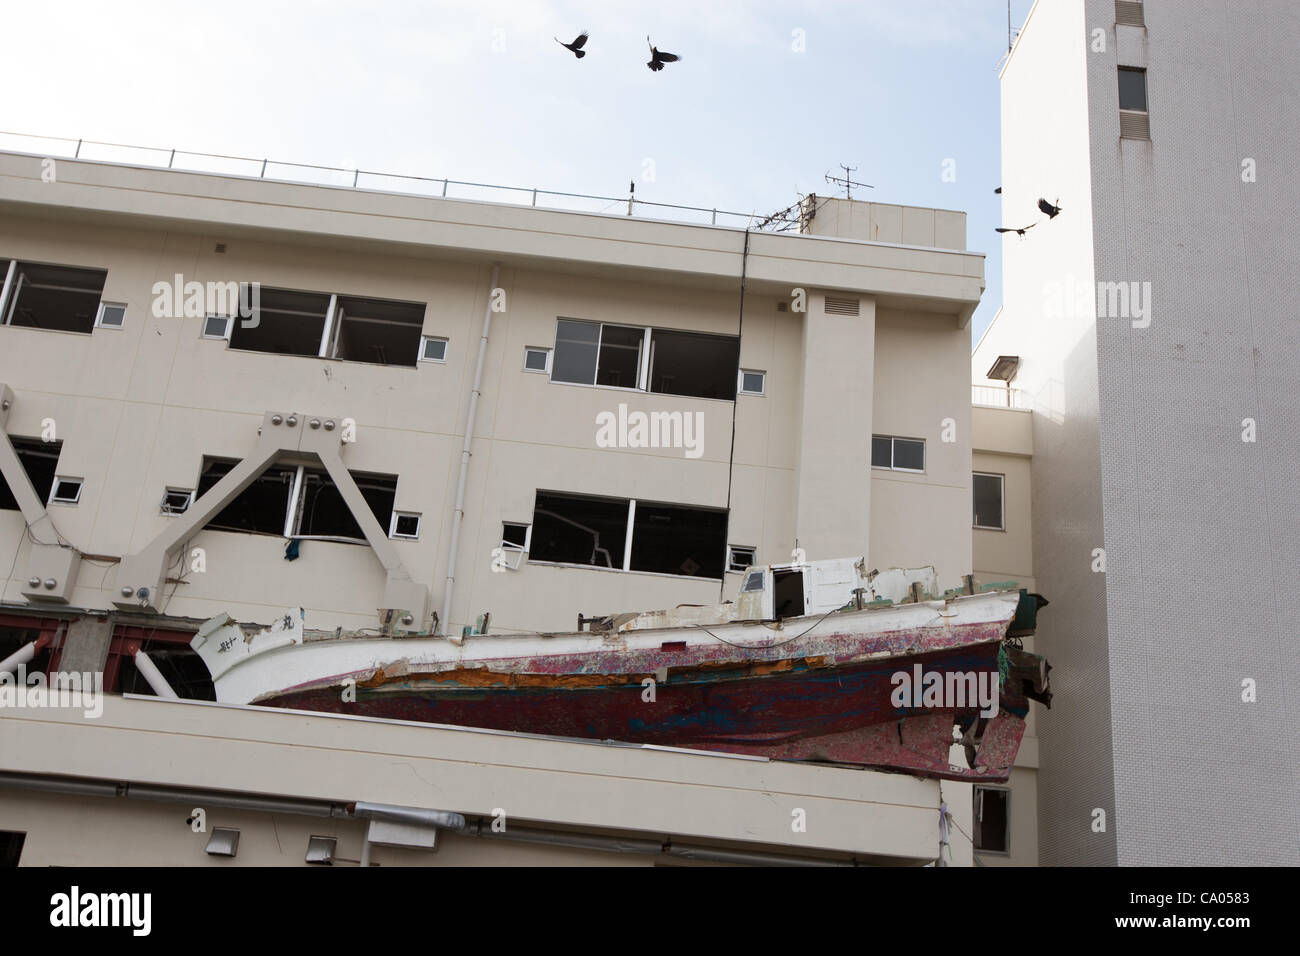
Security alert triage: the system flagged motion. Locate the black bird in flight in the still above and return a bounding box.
[646,36,680,71]
[996,224,1038,237]
[555,31,589,58]
[994,186,1002,194]
[1038,198,1062,218]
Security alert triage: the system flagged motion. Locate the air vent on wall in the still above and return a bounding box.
[1115,1,1145,28]
[1119,110,1151,140]
[824,296,861,316]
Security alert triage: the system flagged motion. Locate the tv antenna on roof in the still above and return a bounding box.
[825,164,873,200]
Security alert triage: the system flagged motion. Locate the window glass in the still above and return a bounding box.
[893,439,925,471]
[596,325,643,388]
[973,473,1005,529]
[552,319,600,385]
[530,491,628,568]
[1118,67,1147,111]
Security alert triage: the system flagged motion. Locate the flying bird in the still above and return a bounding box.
[555,31,589,58]
[646,36,680,71]
[996,224,1038,237]
[994,186,1002,194]
[1038,198,1062,218]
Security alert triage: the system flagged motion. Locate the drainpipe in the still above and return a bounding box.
[441,263,501,640]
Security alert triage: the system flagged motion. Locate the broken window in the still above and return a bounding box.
[530,491,627,568]
[330,295,425,367]
[161,488,194,516]
[0,626,51,677]
[727,545,756,572]
[630,500,727,578]
[871,435,925,472]
[117,640,216,700]
[197,457,297,535]
[293,468,396,540]
[196,457,396,541]
[973,472,1005,530]
[0,261,107,334]
[49,477,83,505]
[529,491,728,579]
[648,329,738,401]
[0,437,62,511]
[974,786,1010,853]
[228,287,330,357]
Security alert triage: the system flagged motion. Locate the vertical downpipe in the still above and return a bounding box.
[441,263,501,639]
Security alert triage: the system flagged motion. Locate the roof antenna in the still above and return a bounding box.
[825,164,873,201]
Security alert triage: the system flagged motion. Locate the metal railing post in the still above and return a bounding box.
[260,159,267,177]
[74,139,82,158]
[168,149,175,169]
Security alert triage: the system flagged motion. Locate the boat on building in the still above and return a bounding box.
[188,558,1051,782]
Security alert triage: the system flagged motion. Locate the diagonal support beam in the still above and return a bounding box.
[114,410,429,627]
[0,383,82,604]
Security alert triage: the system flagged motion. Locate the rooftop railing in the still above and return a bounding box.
[0,130,800,231]
[972,384,1028,409]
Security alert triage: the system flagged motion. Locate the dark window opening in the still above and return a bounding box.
[118,642,216,701]
[2,262,106,334]
[596,325,643,388]
[0,831,25,867]
[973,473,1005,530]
[530,491,627,568]
[501,522,529,548]
[551,319,601,385]
[1118,67,1148,112]
[197,457,296,536]
[0,438,62,511]
[728,546,756,572]
[331,295,425,367]
[0,626,52,676]
[649,329,738,401]
[974,787,1009,853]
[773,569,805,619]
[229,287,329,357]
[872,435,925,472]
[294,468,396,540]
[629,501,727,578]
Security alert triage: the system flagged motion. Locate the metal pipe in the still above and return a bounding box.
[0,639,40,676]
[352,801,465,830]
[440,263,500,639]
[132,650,179,699]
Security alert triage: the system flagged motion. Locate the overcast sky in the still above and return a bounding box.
[0,0,1035,344]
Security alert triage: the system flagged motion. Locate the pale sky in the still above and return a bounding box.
[0,0,1035,344]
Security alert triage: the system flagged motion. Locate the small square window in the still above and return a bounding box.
[96,303,126,329]
[421,337,448,362]
[739,370,765,396]
[390,512,422,539]
[524,347,551,373]
[742,569,766,592]
[161,488,194,516]
[50,477,83,504]
[502,522,530,549]
[727,545,756,572]
[202,314,232,340]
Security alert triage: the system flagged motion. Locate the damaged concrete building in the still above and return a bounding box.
[0,142,1037,866]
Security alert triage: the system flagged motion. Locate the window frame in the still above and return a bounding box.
[972,471,1006,531]
[528,491,728,581]
[160,488,195,517]
[973,785,1011,856]
[95,302,127,330]
[0,259,108,334]
[389,511,422,540]
[523,346,552,374]
[202,313,233,341]
[420,335,449,364]
[727,545,757,572]
[871,434,927,474]
[1118,66,1148,113]
[48,477,83,505]
[738,369,766,396]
